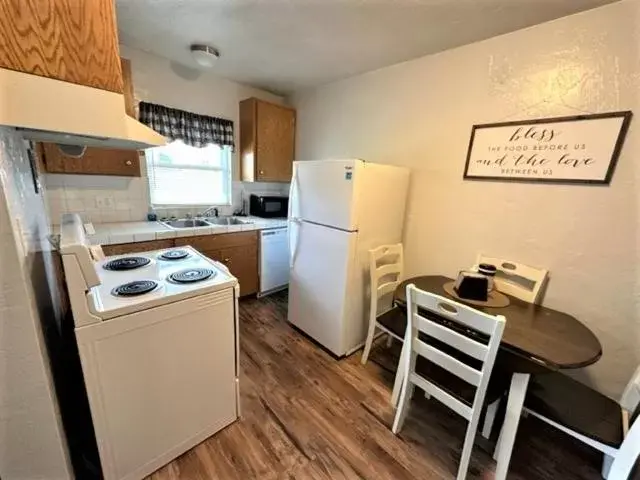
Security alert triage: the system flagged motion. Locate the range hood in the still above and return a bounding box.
[0,68,165,149]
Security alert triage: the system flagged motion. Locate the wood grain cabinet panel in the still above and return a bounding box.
[41,143,141,176]
[218,245,258,297]
[175,231,257,251]
[39,58,142,176]
[0,0,123,93]
[102,239,174,257]
[240,98,295,183]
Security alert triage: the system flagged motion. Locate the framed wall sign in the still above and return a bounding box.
[463,111,632,184]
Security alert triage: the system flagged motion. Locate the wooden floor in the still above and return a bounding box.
[147,291,609,480]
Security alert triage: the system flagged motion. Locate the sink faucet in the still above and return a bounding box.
[201,206,219,217]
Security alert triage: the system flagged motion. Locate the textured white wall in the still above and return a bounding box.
[293,0,640,399]
[44,45,288,225]
[0,128,72,479]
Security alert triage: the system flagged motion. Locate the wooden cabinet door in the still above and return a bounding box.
[41,143,141,176]
[219,245,258,297]
[199,249,223,264]
[240,98,295,183]
[102,239,174,256]
[0,0,123,93]
[255,101,295,182]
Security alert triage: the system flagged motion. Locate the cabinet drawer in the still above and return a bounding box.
[102,239,174,256]
[175,231,257,251]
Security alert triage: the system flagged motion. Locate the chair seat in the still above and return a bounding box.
[378,307,507,406]
[376,307,407,338]
[525,371,623,448]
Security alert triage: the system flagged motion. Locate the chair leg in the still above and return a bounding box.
[458,409,484,480]
[601,454,614,479]
[493,373,530,480]
[386,334,393,348]
[391,339,410,406]
[481,398,501,439]
[361,320,378,365]
[392,378,414,434]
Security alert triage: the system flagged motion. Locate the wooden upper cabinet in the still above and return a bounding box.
[0,0,123,93]
[40,142,141,176]
[40,58,141,177]
[240,98,296,182]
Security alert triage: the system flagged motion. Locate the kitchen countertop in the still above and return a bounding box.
[55,217,288,246]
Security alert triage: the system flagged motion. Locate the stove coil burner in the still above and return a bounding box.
[103,256,151,271]
[169,268,215,284]
[111,280,159,297]
[160,249,190,260]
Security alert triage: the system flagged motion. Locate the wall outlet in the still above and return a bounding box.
[95,196,114,209]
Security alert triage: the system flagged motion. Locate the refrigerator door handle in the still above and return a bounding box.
[288,166,299,221]
[288,218,300,268]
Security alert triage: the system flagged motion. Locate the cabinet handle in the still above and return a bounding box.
[125,160,133,166]
[223,258,230,263]
[259,170,264,175]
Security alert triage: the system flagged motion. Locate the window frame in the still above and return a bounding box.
[145,141,233,208]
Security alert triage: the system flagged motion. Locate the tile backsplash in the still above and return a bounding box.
[44,170,289,225]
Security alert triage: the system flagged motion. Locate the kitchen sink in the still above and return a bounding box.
[163,219,211,229]
[205,217,250,226]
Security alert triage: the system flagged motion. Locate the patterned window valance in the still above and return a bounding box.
[138,101,234,149]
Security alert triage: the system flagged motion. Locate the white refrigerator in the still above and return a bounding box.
[287,159,410,356]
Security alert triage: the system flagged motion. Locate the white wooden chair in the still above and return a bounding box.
[392,284,506,480]
[477,253,549,440]
[475,254,548,304]
[521,365,640,479]
[361,244,405,365]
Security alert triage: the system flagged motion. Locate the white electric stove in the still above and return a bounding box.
[60,214,240,480]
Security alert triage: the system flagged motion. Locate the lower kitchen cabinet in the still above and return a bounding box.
[101,231,259,297]
[209,245,259,297]
[102,239,174,256]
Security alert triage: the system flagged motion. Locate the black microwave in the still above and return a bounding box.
[249,194,289,218]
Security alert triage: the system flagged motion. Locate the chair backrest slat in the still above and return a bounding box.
[376,263,402,278]
[414,313,489,361]
[476,253,548,304]
[410,372,473,420]
[413,337,482,386]
[411,286,498,336]
[377,281,399,298]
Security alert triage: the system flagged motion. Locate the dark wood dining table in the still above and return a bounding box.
[392,275,602,480]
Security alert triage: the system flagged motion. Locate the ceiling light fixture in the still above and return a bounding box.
[190,44,219,69]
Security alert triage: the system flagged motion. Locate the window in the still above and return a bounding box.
[146,140,232,206]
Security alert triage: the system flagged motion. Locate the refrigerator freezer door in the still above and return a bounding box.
[288,220,357,356]
[290,159,363,231]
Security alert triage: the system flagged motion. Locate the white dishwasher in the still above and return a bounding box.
[259,227,290,297]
